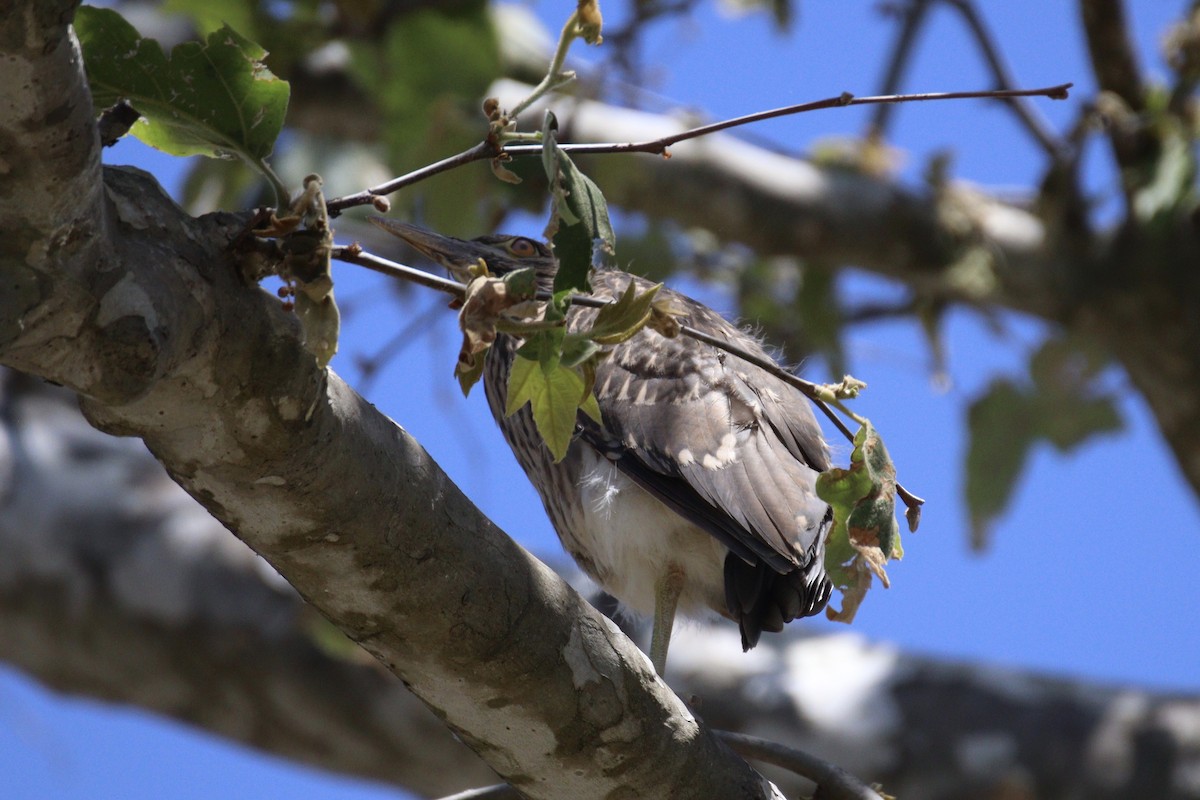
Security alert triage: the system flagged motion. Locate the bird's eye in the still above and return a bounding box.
[508,238,539,258]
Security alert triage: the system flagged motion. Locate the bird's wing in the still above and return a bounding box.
[572,272,830,576]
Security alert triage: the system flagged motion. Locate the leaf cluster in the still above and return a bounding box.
[75,6,290,201]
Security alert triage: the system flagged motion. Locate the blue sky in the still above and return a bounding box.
[3,2,1198,799]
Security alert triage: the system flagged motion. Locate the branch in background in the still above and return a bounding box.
[2,375,1196,799]
[867,0,936,139]
[718,732,884,800]
[1080,0,1146,113]
[944,0,1065,156]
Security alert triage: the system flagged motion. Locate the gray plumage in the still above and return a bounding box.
[372,220,832,659]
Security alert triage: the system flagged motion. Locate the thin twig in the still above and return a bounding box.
[500,84,1072,158]
[324,84,1072,215]
[354,300,445,394]
[717,730,885,800]
[327,141,498,216]
[332,246,925,516]
[508,10,584,119]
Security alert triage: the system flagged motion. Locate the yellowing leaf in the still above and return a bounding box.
[588,281,662,345]
[816,421,901,623]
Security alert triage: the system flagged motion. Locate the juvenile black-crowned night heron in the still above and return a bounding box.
[374,220,833,675]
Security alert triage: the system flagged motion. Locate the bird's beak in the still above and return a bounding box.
[368,217,480,281]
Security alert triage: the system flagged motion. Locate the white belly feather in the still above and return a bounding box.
[575,447,729,620]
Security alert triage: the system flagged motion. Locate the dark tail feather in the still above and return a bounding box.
[724,553,831,652]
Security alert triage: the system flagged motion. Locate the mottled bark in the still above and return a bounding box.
[0,6,773,798]
[3,374,1199,800]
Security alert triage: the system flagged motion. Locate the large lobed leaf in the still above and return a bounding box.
[75,6,288,167]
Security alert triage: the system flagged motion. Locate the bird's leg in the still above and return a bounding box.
[650,563,685,676]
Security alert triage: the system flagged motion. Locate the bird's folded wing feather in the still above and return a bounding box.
[573,274,830,575]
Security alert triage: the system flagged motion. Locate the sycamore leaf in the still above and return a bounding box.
[515,329,566,368]
[964,380,1035,550]
[965,336,1122,550]
[816,421,901,623]
[505,355,585,461]
[75,7,288,180]
[587,282,663,345]
[541,112,616,294]
[560,333,601,369]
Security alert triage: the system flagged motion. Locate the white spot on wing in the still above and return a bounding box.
[715,433,737,464]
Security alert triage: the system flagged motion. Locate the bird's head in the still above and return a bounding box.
[369,218,556,286]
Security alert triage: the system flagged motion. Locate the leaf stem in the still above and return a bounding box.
[254,157,289,208]
[508,11,584,120]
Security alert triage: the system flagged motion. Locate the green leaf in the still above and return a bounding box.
[75,7,289,183]
[515,329,566,368]
[816,420,901,624]
[1131,120,1196,226]
[965,337,1122,549]
[560,333,600,369]
[964,380,1035,550]
[1028,338,1123,451]
[587,281,662,345]
[541,112,616,294]
[505,354,584,462]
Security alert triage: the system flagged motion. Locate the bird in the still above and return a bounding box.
[372,219,833,675]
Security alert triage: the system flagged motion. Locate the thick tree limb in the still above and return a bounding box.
[3,374,1200,800]
[0,6,777,799]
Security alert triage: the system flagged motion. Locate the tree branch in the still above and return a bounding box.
[0,7,775,798]
[2,383,1196,799]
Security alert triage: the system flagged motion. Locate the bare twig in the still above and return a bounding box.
[331,246,926,517]
[353,300,444,394]
[325,85,1071,215]
[327,141,498,216]
[717,731,885,800]
[502,84,1072,159]
[870,1,1063,157]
